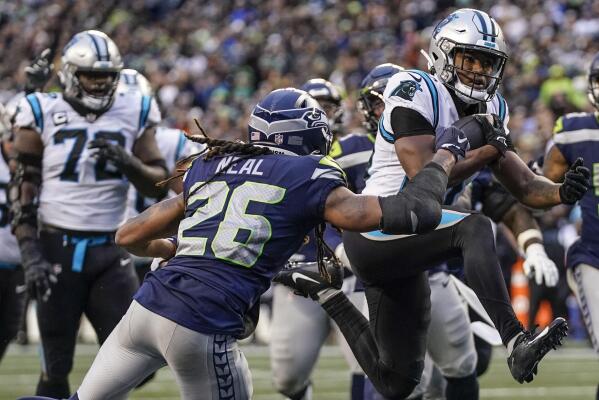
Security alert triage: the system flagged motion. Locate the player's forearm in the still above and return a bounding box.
[121,238,176,258]
[501,204,542,247]
[116,195,184,249]
[122,157,169,198]
[515,175,562,208]
[448,145,498,186]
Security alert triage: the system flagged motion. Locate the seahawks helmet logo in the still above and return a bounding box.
[302,109,328,128]
[391,80,423,101]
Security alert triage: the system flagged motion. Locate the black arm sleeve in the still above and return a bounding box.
[390,107,435,138]
[481,180,518,222]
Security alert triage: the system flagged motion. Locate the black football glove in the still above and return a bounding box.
[88,139,134,171]
[435,126,470,161]
[24,48,53,94]
[475,114,513,156]
[20,239,58,302]
[559,157,591,205]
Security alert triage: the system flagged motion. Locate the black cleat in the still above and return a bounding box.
[507,317,568,383]
[273,262,343,300]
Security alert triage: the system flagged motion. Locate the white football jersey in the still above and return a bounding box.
[0,150,20,264]
[126,127,204,219]
[363,69,509,197]
[14,91,161,231]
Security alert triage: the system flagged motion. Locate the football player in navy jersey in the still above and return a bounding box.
[10,30,168,397]
[543,51,599,400]
[276,9,590,399]
[17,88,466,400]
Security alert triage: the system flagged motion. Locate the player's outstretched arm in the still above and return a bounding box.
[116,193,184,257]
[324,149,455,233]
[492,151,590,208]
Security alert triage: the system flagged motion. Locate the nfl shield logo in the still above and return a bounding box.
[274,134,284,145]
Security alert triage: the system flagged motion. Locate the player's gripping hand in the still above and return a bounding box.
[20,239,58,302]
[435,125,469,161]
[559,157,591,205]
[89,138,134,170]
[475,114,513,156]
[523,243,559,287]
[24,48,53,93]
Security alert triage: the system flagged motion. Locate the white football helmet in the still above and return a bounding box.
[58,30,123,112]
[117,68,152,96]
[427,9,508,104]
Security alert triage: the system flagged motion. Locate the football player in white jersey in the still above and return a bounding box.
[276,8,590,399]
[10,30,168,397]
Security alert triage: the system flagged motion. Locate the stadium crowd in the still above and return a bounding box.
[0,0,598,154]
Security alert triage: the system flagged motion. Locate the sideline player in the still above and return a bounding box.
[543,51,599,400]
[276,9,589,399]
[11,30,168,397]
[18,87,468,400]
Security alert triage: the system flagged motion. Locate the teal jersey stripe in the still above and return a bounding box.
[25,94,43,131]
[406,70,439,129]
[175,130,186,162]
[378,115,395,144]
[496,92,506,123]
[138,95,152,130]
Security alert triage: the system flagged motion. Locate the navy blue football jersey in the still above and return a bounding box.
[294,133,375,261]
[134,152,345,336]
[553,112,599,268]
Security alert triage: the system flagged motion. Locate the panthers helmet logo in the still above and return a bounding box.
[391,80,423,101]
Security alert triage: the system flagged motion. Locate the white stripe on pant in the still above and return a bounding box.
[567,263,599,353]
[76,300,253,399]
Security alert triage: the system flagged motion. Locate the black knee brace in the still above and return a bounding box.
[379,162,447,235]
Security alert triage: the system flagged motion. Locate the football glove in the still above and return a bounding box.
[20,239,58,302]
[523,243,559,287]
[475,114,513,156]
[559,157,591,205]
[89,139,133,170]
[24,48,53,94]
[435,126,470,161]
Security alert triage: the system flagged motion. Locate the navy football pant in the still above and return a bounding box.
[35,229,138,398]
[328,211,521,399]
[0,267,26,363]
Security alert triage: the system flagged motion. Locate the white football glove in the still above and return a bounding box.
[523,243,559,287]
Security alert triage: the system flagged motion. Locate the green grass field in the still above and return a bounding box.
[0,341,597,400]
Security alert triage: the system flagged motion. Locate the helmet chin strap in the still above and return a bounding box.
[453,75,488,104]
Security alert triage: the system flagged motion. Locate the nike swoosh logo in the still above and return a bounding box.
[457,136,468,143]
[408,73,422,82]
[291,272,319,284]
[529,326,549,344]
[120,258,131,267]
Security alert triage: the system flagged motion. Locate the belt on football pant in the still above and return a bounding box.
[62,234,113,272]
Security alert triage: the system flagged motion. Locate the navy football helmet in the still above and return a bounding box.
[357,63,403,133]
[588,52,599,110]
[300,78,343,135]
[248,88,332,156]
